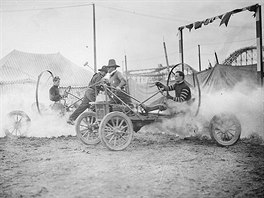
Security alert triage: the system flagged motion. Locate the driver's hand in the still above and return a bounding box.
[155,81,164,88]
[62,93,68,98]
[102,78,109,84]
[167,95,174,100]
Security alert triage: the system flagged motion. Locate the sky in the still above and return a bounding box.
[0,0,263,72]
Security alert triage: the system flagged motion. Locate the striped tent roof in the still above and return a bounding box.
[0,65,34,84]
[0,50,93,87]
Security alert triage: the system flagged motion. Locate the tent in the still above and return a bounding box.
[186,64,258,93]
[0,49,93,87]
[0,50,94,113]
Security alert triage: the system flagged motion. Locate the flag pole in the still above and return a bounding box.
[92,3,97,73]
[178,28,184,72]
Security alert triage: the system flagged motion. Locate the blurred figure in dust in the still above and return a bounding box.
[49,76,67,114]
[49,76,64,102]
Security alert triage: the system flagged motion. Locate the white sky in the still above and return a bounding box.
[0,0,263,72]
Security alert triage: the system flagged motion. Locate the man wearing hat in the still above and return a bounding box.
[67,66,108,125]
[106,59,131,105]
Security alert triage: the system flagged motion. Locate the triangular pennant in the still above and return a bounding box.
[219,12,232,27]
[186,23,193,31]
[194,21,203,29]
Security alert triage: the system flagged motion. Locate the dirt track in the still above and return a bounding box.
[1,131,264,198]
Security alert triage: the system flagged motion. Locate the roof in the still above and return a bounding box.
[0,50,93,86]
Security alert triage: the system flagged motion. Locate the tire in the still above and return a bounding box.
[3,110,31,137]
[75,111,100,145]
[209,113,241,146]
[99,111,134,151]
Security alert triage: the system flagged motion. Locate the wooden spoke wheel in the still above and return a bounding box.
[209,113,241,146]
[75,111,100,145]
[99,112,134,151]
[4,110,31,137]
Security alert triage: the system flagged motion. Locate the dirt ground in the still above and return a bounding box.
[1,129,264,198]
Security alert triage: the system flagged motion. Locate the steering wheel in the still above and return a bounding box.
[63,86,72,98]
[166,64,201,117]
[35,70,54,115]
[155,83,165,96]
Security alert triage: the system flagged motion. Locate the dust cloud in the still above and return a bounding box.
[1,84,75,138]
[1,80,263,139]
[154,81,264,139]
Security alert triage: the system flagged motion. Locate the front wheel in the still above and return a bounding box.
[209,113,241,146]
[75,111,100,145]
[99,112,134,151]
[3,110,31,137]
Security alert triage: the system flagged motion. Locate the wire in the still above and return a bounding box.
[0,3,93,13]
[97,5,190,23]
[0,2,190,23]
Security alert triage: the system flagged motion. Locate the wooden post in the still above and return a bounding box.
[92,3,97,73]
[178,28,184,72]
[124,55,130,94]
[256,4,263,86]
[214,51,219,64]
[163,41,170,72]
[198,45,201,71]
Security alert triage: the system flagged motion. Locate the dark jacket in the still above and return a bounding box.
[88,72,106,95]
[167,81,191,102]
[49,85,62,102]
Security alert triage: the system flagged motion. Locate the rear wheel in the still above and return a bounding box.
[209,113,241,146]
[75,111,100,145]
[3,110,31,137]
[99,112,134,151]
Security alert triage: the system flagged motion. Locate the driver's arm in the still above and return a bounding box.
[163,84,174,91]
[174,87,191,102]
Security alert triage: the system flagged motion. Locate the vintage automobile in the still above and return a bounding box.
[75,65,242,150]
[3,67,241,148]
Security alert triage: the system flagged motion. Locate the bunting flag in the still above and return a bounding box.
[186,23,193,32]
[178,4,259,31]
[219,12,232,26]
[194,21,203,29]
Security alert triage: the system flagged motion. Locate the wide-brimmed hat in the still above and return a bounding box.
[53,76,60,82]
[106,59,120,68]
[98,66,108,73]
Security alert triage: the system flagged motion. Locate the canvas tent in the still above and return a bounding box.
[0,50,94,113]
[186,64,258,93]
[0,49,93,87]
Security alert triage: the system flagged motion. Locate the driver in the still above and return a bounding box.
[143,71,191,113]
[156,71,191,103]
[49,76,64,102]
